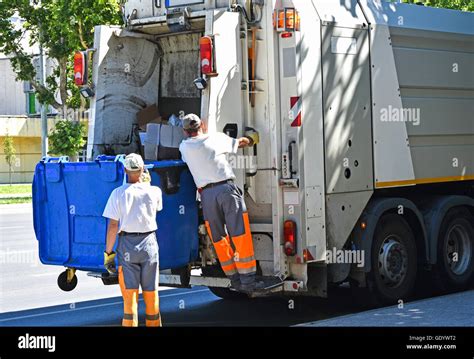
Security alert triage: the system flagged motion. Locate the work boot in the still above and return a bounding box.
[229,274,241,291]
[238,280,266,294]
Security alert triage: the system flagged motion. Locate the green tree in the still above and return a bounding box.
[3,133,17,185]
[402,0,474,11]
[48,120,86,160]
[0,0,122,113]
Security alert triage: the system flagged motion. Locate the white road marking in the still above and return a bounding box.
[0,288,210,322]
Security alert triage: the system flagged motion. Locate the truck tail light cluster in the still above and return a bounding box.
[284,220,296,256]
[273,8,300,33]
[74,51,88,86]
[199,36,215,76]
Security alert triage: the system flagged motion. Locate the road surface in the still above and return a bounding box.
[0,203,357,326]
[1,203,473,327]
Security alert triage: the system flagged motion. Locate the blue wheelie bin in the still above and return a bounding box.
[32,155,199,291]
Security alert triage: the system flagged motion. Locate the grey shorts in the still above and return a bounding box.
[117,232,159,291]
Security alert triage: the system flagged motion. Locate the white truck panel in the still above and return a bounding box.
[208,11,246,189]
[295,0,327,261]
[369,22,416,187]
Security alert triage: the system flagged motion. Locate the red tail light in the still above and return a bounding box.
[284,220,296,256]
[74,51,87,86]
[199,36,214,75]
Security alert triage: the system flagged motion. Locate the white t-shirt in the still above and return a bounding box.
[102,182,163,233]
[179,132,239,188]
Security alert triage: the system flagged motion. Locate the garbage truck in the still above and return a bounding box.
[32,0,474,304]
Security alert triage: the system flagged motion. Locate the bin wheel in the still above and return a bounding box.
[58,270,78,292]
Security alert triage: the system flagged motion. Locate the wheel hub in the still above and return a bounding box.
[378,237,408,287]
[445,223,472,276]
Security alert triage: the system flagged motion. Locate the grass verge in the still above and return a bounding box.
[0,184,32,195]
[0,197,32,205]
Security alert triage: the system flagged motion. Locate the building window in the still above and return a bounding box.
[27,92,37,114]
[24,81,38,115]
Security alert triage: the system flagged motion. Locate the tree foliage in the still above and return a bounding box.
[3,133,17,185]
[48,120,86,158]
[403,0,474,11]
[0,0,122,111]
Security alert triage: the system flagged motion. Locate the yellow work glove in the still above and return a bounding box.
[104,251,117,275]
[245,128,260,146]
[140,170,151,184]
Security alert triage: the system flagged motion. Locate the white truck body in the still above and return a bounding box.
[87,0,474,299]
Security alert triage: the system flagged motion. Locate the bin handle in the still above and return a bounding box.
[95,154,126,163]
[41,156,69,163]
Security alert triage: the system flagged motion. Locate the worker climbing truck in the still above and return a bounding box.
[32,0,473,304]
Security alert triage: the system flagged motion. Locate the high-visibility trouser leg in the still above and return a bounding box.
[118,266,138,327]
[205,221,237,277]
[231,212,257,282]
[143,290,161,327]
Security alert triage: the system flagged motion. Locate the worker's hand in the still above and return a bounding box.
[245,128,260,146]
[140,170,151,184]
[104,251,117,275]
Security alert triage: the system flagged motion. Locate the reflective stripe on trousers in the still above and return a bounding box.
[204,212,256,278]
[117,232,161,327]
[201,182,257,279]
[118,267,162,327]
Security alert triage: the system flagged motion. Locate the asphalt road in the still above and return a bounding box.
[0,203,119,313]
[1,203,473,327]
[0,286,360,327]
[0,203,358,326]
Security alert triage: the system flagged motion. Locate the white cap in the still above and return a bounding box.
[124,153,144,172]
[182,114,202,131]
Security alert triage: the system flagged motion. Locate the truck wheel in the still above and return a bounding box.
[368,214,417,304]
[208,287,249,300]
[57,270,78,292]
[433,208,474,291]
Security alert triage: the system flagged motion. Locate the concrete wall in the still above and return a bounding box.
[0,116,62,184]
[0,136,41,184]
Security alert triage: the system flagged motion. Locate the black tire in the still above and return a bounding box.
[433,207,474,292]
[57,270,78,292]
[367,214,418,305]
[208,287,249,300]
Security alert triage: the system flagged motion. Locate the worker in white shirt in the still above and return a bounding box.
[179,114,263,293]
[102,153,163,327]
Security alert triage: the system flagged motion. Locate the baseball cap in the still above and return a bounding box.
[124,153,144,172]
[182,114,202,131]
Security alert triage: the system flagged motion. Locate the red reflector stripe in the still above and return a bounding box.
[290,96,302,127]
[303,249,314,262]
[290,96,298,108]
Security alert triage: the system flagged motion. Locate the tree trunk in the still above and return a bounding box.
[58,57,69,112]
